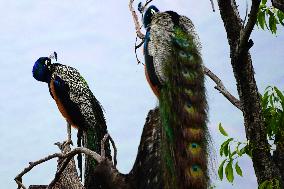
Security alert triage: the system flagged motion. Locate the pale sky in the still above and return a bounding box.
[0,1,283,188]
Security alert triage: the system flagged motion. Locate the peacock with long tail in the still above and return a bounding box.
[140,5,210,189]
[32,53,111,189]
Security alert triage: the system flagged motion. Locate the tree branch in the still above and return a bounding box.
[15,153,63,189]
[17,131,124,189]
[129,0,145,39]
[237,0,260,56]
[210,0,216,12]
[202,65,242,111]
[47,147,102,189]
[217,0,282,185]
[15,146,101,189]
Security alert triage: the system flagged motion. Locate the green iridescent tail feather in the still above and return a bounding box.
[159,26,210,189]
[84,97,112,189]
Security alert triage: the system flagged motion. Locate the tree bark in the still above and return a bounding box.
[273,136,284,181]
[272,0,284,12]
[217,0,283,185]
[129,108,162,189]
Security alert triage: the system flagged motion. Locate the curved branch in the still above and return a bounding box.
[15,146,102,189]
[47,147,102,189]
[15,153,63,189]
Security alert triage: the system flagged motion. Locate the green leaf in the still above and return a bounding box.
[259,180,269,189]
[258,11,266,30]
[235,162,243,176]
[221,138,233,157]
[225,144,231,157]
[269,94,274,108]
[277,10,284,26]
[225,160,234,183]
[268,14,277,34]
[261,0,267,4]
[261,91,269,108]
[219,123,228,136]
[218,159,226,180]
[274,87,284,109]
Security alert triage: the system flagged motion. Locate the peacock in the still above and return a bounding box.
[141,5,210,189]
[32,53,111,188]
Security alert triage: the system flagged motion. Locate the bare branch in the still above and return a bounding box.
[237,0,261,55]
[129,0,145,39]
[202,65,242,111]
[210,0,216,12]
[15,153,63,189]
[100,133,118,167]
[15,147,102,189]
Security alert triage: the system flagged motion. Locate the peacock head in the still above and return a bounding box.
[143,5,159,29]
[32,57,52,83]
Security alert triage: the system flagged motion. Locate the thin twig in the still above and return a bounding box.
[210,0,216,12]
[202,65,242,111]
[237,0,261,55]
[129,0,145,39]
[100,133,118,167]
[15,153,63,189]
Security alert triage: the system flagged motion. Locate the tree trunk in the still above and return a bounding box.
[217,0,283,185]
[272,0,284,12]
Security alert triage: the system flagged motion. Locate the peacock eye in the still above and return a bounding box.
[151,9,156,15]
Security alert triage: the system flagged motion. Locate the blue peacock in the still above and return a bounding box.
[32,54,111,189]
